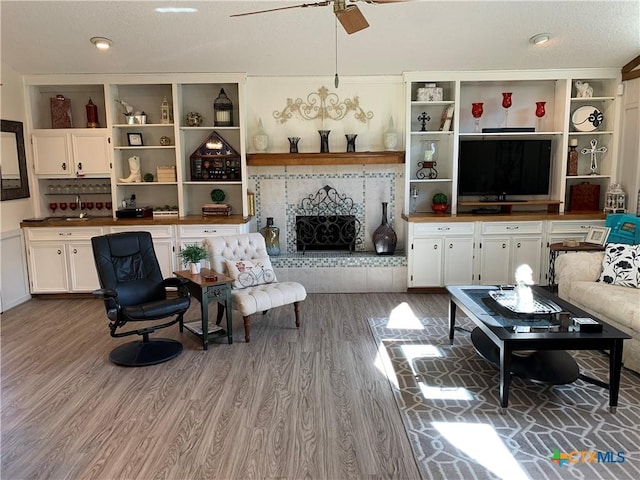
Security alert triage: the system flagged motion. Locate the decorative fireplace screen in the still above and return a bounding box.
[295,185,361,253]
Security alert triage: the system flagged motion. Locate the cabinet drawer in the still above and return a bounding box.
[481,221,543,235]
[547,220,604,234]
[109,225,173,238]
[27,227,104,241]
[178,225,244,238]
[413,222,474,236]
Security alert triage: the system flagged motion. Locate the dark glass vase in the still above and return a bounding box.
[260,217,281,256]
[345,134,357,152]
[372,202,397,255]
[318,130,331,153]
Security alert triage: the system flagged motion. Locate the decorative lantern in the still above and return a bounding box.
[213,88,233,127]
[604,183,626,214]
[160,96,171,124]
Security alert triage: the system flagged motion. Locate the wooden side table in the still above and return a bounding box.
[548,242,605,291]
[174,268,234,349]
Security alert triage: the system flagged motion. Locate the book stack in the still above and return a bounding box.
[202,203,232,216]
[156,166,176,182]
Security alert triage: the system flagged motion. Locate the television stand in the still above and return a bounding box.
[459,200,562,214]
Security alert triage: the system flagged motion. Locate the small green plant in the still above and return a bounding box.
[432,193,448,205]
[178,243,208,265]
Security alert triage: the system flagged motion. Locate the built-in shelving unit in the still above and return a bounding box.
[403,70,621,217]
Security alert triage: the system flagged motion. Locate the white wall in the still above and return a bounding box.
[246,76,404,153]
[1,62,33,310]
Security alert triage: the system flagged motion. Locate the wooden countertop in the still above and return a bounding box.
[402,211,606,222]
[21,214,251,228]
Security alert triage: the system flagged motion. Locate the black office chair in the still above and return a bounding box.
[91,231,191,367]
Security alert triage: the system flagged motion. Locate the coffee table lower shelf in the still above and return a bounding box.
[470,328,580,385]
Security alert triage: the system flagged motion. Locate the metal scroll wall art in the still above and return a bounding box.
[295,185,362,254]
[273,86,374,124]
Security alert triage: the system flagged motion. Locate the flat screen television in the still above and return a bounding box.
[458,139,552,197]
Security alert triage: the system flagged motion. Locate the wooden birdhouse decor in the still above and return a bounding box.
[189,131,241,181]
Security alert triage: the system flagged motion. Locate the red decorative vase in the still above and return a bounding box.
[501,92,512,109]
[431,203,448,213]
[535,101,546,118]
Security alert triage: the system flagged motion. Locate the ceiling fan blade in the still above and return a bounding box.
[230,1,330,17]
[336,5,369,34]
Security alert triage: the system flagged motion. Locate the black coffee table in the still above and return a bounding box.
[447,285,631,413]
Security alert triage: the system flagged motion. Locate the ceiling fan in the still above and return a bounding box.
[231,1,410,35]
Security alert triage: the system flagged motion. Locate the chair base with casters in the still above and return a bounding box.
[209,233,307,342]
[92,231,191,367]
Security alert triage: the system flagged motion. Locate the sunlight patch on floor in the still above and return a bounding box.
[386,302,424,329]
[374,342,399,389]
[432,422,531,480]
[418,382,474,401]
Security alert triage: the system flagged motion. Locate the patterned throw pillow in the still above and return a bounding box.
[224,257,277,289]
[597,243,640,288]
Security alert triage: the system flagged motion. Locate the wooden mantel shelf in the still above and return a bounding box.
[247,151,405,166]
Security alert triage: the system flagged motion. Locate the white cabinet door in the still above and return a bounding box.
[152,238,176,278]
[27,243,69,293]
[479,237,511,285]
[32,130,110,177]
[512,236,543,284]
[444,237,474,286]
[32,132,71,175]
[71,131,110,175]
[409,238,443,287]
[67,242,100,292]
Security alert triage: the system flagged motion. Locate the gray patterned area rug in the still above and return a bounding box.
[368,315,640,480]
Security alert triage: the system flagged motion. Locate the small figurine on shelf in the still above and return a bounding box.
[160,96,171,124]
[417,112,431,132]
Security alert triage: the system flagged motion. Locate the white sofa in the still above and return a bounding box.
[556,251,640,373]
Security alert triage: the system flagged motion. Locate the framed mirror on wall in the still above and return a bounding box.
[1,119,30,201]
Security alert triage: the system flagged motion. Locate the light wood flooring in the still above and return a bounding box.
[1,292,449,479]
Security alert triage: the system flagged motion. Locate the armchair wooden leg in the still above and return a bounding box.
[243,315,251,342]
[294,301,301,328]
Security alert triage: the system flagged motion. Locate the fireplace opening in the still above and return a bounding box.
[295,185,361,254]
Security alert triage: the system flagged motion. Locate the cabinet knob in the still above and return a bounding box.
[204,230,217,233]
[77,162,82,171]
[506,226,519,230]
[433,244,438,250]
[502,243,507,248]
[517,242,522,248]
[57,249,62,255]
[73,248,78,254]
[449,243,453,249]
[438,227,450,231]
[62,162,67,171]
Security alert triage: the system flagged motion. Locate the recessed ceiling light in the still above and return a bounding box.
[90,37,112,50]
[155,7,198,13]
[530,33,550,45]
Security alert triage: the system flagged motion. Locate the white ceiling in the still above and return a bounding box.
[1,1,639,77]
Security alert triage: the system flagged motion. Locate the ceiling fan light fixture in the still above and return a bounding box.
[530,33,550,45]
[90,37,112,50]
[335,5,369,34]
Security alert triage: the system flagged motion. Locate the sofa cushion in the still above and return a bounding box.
[598,243,640,288]
[569,281,640,334]
[225,256,277,289]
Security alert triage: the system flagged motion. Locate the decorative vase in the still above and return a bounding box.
[372,202,397,255]
[567,139,579,176]
[431,203,448,213]
[501,92,512,127]
[383,116,398,150]
[345,134,357,152]
[288,137,300,153]
[471,102,483,133]
[190,262,201,274]
[253,118,269,152]
[318,130,331,153]
[260,217,281,256]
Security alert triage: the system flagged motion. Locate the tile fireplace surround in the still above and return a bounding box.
[247,163,407,293]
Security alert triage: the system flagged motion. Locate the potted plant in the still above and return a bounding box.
[431,193,448,213]
[178,243,208,274]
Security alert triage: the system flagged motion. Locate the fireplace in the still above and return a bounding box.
[295,185,361,253]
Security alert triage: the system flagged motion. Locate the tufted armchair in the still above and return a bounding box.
[209,233,307,342]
